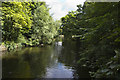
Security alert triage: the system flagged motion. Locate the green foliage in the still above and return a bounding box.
[61,2,119,78]
[1,1,60,49]
[61,11,80,39]
[1,2,32,41]
[4,41,22,51]
[28,2,60,45]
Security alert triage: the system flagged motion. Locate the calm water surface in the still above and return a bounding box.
[2,41,90,79]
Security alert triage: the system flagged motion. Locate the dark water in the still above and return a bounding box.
[2,41,90,79]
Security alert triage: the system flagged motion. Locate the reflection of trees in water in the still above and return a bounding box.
[57,40,78,78]
[2,41,92,79]
[21,47,55,78]
[58,40,91,79]
[2,54,32,78]
[2,46,54,78]
[58,40,77,67]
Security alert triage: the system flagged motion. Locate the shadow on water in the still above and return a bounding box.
[2,40,91,79]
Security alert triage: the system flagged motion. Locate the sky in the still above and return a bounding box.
[41,0,86,20]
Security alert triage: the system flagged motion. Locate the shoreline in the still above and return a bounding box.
[0,45,7,56]
[0,45,7,52]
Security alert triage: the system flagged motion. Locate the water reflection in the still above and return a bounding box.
[45,63,74,78]
[2,41,90,79]
[45,42,74,78]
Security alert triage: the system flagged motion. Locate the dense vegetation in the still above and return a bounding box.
[61,2,120,79]
[1,0,120,79]
[1,1,60,50]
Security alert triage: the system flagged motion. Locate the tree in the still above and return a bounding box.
[1,2,32,41]
[28,2,60,46]
[61,2,120,78]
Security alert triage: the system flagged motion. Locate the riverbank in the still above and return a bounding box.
[0,45,7,52]
[0,45,7,57]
